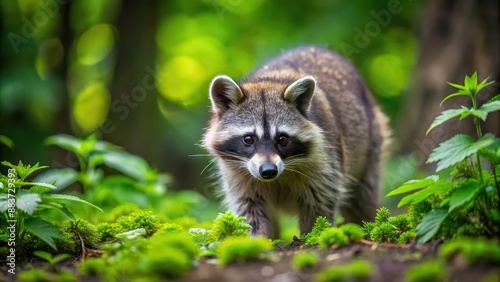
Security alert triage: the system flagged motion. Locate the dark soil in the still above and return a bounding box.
[2,237,499,281]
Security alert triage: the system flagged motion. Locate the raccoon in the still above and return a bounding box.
[203,46,390,238]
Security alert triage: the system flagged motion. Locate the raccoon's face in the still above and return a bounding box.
[205,74,317,182]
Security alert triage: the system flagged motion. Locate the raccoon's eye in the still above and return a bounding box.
[278,134,289,146]
[243,135,255,145]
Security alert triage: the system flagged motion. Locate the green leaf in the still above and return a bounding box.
[448,180,484,212]
[397,180,450,208]
[458,106,488,121]
[0,194,10,212]
[45,134,81,154]
[446,81,467,91]
[386,175,439,197]
[115,228,146,240]
[476,77,495,93]
[427,134,496,172]
[1,161,48,182]
[426,108,467,135]
[440,91,470,106]
[478,101,500,115]
[416,208,448,244]
[44,194,103,212]
[485,94,500,104]
[33,251,71,264]
[16,192,41,215]
[17,181,57,190]
[24,217,61,251]
[0,135,14,149]
[92,151,150,181]
[33,168,78,191]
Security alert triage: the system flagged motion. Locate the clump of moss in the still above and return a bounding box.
[96,222,124,242]
[61,218,99,247]
[18,268,51,282]
[303,216,332,246]
[315,259,372,282]
[78,257,116,280]
[206,211,252,244]
[362,207,416,244]
[117,210,162,237]
[217,236,272,265]
[108,202,141,222]
[339,223,364,243]
[318,227,349,250]
[292,252,319,270]
[439,237,500,264]
[405,260,446,282]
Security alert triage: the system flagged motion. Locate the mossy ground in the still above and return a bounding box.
[3,237,499,282]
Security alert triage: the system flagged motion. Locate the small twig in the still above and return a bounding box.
[76,232,86,260]
[275,244,285,251]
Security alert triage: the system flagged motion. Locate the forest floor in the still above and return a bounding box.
[3,237,499,281]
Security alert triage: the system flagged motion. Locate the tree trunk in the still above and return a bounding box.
[397,0,499,169]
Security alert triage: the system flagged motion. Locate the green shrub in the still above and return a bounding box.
[303,216,332,246]
[292,252,319,270]
[217,237,272,265]
[397,230,416,244]
[315,259,372,282]
[405,260,446,282]
[375,206,391,224]
[318,228,349,250]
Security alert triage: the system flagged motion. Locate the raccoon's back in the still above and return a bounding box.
[250,46,384,178]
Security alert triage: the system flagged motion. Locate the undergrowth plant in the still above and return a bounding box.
[0,161,101,253]
[387,72,500,243]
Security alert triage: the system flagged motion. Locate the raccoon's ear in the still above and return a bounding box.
[283,76,316,114]
[209,75,244,114]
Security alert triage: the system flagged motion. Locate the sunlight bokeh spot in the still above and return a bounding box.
[158,56,207,107]
[73,83,110,133]
[77,24,115,65]
[369,54,407,97]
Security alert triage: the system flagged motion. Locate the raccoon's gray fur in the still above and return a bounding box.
[203,46,390,238]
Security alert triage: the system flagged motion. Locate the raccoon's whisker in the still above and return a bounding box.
[200,159,217,175]
[285,167,313,182]
[189,153,216,158]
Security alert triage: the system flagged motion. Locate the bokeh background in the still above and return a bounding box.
[1,0,499,227]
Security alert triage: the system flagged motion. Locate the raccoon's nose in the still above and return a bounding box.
[259,163,278,179]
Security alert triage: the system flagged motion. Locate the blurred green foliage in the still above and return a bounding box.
[1,0,422,225]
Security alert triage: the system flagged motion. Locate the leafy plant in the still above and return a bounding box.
[388,72,500,243]
[0,161,101,252]
[361,207,416,243]
[34,134,170,210]
[33,251,71,271]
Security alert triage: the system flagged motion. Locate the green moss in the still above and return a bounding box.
[390,214,410,232]
[318,227,349,250]
[339,223,364,242]
[315,259,372,282]
[61,218,99,247]
[397,230,416,244]
[139,246,190,278]
[405,260,446,282]
[206,211,252,244]
[362,221,376,239]
[117,210,161,237]
[97,222,124,242]
[78,258,110,277]
[150,232,199,260]
[18,269,51,282]
[55,270,77,282]
[108,203,141,222]
[292,252,319,270]
[369,222,397,243]
[375,206,391,224]
[217,236,272,265]
[304,216,332,246]
[154,223,184,236]
[439,237,500,264]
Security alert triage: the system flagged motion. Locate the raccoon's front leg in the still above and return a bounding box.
[236,197,273,238]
